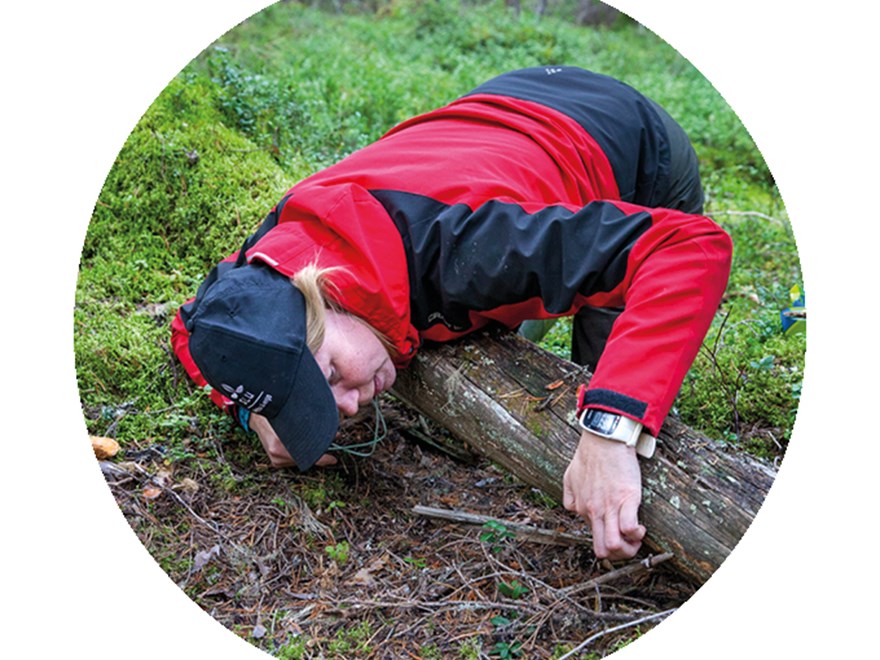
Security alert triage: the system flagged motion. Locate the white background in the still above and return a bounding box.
[3,0,875,657]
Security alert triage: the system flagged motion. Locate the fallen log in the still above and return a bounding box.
[391,328,777,584]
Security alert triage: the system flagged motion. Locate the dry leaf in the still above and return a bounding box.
[142,485,163,500]
[349,554,388,587]
[193,545,221,572]
[349,567,375,587]
[176,477,200,494]
[153,468,173,487]
[91,435,120,460]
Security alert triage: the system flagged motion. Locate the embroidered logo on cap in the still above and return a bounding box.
[221,383,273,413]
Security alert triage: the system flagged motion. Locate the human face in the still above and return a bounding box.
[311,308,397,417]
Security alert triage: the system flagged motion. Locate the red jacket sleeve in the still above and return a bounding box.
[579,202,732,435]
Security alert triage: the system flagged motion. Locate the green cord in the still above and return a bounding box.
[328,398,388,458]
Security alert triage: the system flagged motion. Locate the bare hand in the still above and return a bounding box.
[563,429,645,560]
[249,413,337,469]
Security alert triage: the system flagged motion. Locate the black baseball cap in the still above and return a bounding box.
[183,262,338,470]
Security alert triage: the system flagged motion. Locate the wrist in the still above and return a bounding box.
[579,428,638,456]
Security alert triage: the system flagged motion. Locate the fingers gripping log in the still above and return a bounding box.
[390,329,777,584]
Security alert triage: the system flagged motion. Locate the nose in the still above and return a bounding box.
[334,387,361,417]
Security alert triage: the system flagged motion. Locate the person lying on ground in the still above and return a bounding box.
[171,66,732,561]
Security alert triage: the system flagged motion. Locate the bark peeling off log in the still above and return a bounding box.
[391,328,778,585]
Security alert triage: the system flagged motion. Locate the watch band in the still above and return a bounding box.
[578,408,656,458]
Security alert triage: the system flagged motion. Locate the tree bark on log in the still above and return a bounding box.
[390,328,777,585]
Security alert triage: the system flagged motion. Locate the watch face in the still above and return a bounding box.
[585,410,619,435]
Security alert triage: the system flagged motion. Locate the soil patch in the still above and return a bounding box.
[99,399,695,658]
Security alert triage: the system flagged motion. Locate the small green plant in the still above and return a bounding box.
[165,445,197,463]
[326,499,346,512]
[525,487,558,509]
[750,355,775,371]
[490,615,513,628]
[457,637,483,659]
[325,541,350,565]
[301,483,329,509]
[275,635,308,660]
[550,644,576,659]
[298,472,347,512]
[480,520,515,552]
[490,641,523,659]
[420,643,442,660]
[498,579,529,600]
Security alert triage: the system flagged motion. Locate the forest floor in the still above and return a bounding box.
[98,398,696,659]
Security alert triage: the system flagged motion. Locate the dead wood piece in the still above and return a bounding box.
[392,329,778,584]
[557,608,677,660]
[560,552,674,597]
[412,504,591,547]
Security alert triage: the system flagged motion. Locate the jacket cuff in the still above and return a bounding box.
[576,384,649,427]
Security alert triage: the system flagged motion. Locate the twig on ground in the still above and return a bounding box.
[163,484,223,535]
[556,608,677,659]
[326,596,545,616]
[413,505,592,546]
[560,552,675,598]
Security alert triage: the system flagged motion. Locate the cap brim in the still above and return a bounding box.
[267,346,338,471]
[186,262,339,472]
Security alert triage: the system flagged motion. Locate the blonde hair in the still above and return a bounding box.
[291,262,395,357]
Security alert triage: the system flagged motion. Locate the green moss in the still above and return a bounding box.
[327,620,373,656]
[75,72,290,445]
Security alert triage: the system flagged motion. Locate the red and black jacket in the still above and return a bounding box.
[172,67,732,438]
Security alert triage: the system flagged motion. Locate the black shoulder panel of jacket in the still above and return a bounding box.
[461,66,671,208]
[370,189,652,333]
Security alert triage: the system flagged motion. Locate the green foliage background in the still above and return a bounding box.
[75,0,804,461]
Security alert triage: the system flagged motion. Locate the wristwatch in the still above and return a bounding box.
[578,408,656,458]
